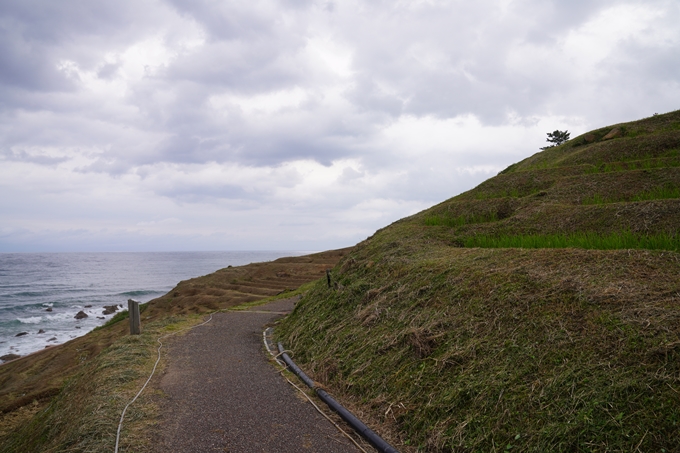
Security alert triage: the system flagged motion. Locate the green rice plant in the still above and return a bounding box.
[463,231,680,251]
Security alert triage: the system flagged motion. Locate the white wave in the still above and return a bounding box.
[1,330,75,357]
[17,316,42,324]
[45,312,78,322]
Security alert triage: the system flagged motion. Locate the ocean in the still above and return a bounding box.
[0,251,304,360]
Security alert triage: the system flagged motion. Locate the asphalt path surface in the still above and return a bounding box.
[154,298,360,452]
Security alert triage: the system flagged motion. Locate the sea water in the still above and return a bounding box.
[0,251,304,359]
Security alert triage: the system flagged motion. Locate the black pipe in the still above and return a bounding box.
[277,342,400,453]
[278,345,316,388]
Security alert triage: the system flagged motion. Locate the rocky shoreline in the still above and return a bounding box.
[0,303,126,363]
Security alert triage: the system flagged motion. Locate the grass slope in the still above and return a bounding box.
[276,110,680,451]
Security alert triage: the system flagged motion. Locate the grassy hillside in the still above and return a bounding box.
[276,110,680,451]
[0,249,350,452]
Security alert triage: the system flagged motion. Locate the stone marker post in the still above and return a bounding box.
[128,299,141,335]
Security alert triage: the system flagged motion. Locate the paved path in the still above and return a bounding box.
[154,298,360,453]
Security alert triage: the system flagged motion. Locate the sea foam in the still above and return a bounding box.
[17,316,42,324]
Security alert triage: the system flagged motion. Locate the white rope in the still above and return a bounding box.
[262,329,369,453]
[114,313,214,453]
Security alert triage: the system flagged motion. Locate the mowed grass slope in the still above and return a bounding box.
[276,110,680,451]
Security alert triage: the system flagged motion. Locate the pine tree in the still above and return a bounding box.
[540,130,570,150]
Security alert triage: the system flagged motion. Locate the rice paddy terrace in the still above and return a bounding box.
[277,110,680,452]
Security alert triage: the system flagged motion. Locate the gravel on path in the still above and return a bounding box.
[154,297,361,453]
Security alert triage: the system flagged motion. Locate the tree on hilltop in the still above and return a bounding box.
[540,130,570,150]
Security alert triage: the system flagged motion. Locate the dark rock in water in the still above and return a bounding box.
[97,316,105,319]
[0,354,20,362]
[102,304,119,315]
[15,332,28,337]
[84,305,92,308]
[75,326,81,329]
[48,337,57,341]
[38,329,45,334]
[45,307,53,312]
[74,311,88,319]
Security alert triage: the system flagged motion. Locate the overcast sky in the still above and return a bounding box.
[1,0,679,252]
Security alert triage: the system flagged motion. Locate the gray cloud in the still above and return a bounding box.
[0,0,162,90]
[1,0,678,251]
[337,0,624,123]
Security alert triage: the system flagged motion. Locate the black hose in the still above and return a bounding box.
[278,346,316,388]
[277,342,400,453]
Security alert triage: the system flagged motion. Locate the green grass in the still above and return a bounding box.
[582,184,680,205]
[92,303,149,331]
[505,111,680,174]
[462,231,680,251]
[582,193,607,205]
[475,188,522,199]
[632,185,680,202]
[584,154,680,174]
[277,246,680,451]
[424,213,498,227]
